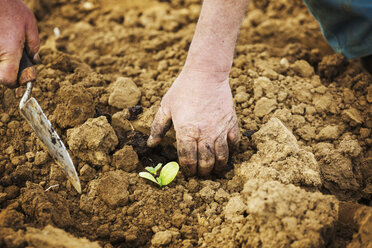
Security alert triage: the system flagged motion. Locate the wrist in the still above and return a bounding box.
[179,65,230,85]
[184,45,233,73]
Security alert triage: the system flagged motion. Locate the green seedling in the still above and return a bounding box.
[139,162,179,187]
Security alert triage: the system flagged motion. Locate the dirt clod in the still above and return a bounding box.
[112,146,139,172]
[347,206,372,248]
[67,116,118,167]
[96,170,130,209]
[0,208,24,229]
[20,182,72,228]
[254,97,277,117]
[54,85,96,128]
[202,179,338,247]
[25,225,100,248]
[108,77,141,109]
[151,230,173,247]
[238,117,322,187]
[291,59,314,78]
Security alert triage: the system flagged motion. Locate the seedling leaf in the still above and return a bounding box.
[139,172,159,185]
[154,163,162,173]
[159,162,179,186]
[145,167,155,174]
[145,163,163,174]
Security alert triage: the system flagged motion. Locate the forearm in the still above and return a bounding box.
[184,0,250,74]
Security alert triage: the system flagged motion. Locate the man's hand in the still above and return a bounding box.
[147,0,249,176]
[147,69,239,176]
[0,0,40,88]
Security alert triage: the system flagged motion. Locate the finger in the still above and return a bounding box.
[0,49,23,88]
[177,138,198,176]
[25,13,40,64]
[213,135,229,174]
[197,140,215,176]
[147,105,172,147]
[227,123,240,152]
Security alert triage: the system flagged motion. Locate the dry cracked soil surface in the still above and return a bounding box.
[0,0,371,247]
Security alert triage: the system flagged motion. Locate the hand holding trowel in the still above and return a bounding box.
[18,49,81,193]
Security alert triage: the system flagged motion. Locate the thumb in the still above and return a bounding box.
[147,105,172,147]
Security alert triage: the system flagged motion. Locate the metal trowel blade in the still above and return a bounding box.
[20,97,81,193]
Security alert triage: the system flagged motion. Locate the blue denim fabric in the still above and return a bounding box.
[303,0,372,58]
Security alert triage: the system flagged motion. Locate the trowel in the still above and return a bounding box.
[18,50,81,193]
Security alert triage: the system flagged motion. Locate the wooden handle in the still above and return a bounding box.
[18,49,36,85]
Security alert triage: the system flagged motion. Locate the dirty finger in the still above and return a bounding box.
[197,140,215,176]
[177,138,198,176]
[213,134,229,174]
[147,105,172,147]
[227,122,240,152]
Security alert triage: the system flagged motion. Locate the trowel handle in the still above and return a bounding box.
[18,49,36,85]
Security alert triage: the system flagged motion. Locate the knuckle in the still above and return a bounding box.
[177,141,196,154]
[198,165,213,176]
[199,147,215,160]
[177,125,200,138]
[0,79,18,88]
[0,72,18,88]
[25,9,36,21]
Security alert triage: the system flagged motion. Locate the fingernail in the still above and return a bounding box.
[147,135,154,147]
[33,53,41,64]
[198,165,213,177]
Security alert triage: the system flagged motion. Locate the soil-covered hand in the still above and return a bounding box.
[0,0,40,88]
[147,69,240,176]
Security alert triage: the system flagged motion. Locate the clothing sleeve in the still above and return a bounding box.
[303,0,372,59]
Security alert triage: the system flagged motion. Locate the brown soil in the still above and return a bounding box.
[1,0,371,247]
